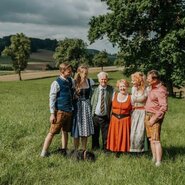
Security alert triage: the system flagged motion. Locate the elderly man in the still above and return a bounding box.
[91,72,114,151]
[145,70,168,166]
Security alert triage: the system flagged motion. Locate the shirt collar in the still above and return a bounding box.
[99,85,107,90]
[59,75,67,80]
[152,82,162,89]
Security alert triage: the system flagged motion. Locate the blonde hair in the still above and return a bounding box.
[74,65,88,94]
[59,63,72,73]
[131,72,146,91]
[116,79,129,88]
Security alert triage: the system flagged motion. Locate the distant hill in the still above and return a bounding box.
[29,49,54,62]
[87,49,100,55]
[29,49,116,63]
[0,48,117,70]
[0,36,117,71]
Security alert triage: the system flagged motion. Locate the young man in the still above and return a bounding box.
[91,72,114,151]
[40,63,74,157]
[145,70,168,166]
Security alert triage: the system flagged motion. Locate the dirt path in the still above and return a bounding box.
[0,66,123,81]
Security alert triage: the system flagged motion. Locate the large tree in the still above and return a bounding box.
[92,50,110,71]
[2,33,31,81]
[53,38,88,73]
[88,0,185,95]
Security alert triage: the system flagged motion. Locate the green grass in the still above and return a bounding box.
[0,72,185,185]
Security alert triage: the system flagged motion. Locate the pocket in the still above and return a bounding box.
[145,115,150,126]
[56,111,64,124]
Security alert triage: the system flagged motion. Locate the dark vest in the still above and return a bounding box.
[55,77,73,112]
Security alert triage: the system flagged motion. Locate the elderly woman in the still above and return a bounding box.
[107,79,132,154]
[130,72,149,152]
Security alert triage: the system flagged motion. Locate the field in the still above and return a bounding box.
[0,71,185,185]
[0,49,55,73]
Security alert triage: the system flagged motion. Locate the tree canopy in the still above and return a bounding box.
[53,38,88,73]
[88,0,185,95]
[92,50,110,71]
[1,33,31,80]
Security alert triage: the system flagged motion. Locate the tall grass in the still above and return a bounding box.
[0,71,185,185]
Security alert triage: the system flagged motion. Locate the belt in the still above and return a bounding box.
[112,112,130,119]
[133,106,145,110]
[94,114,108,118]
[146,112,154,115]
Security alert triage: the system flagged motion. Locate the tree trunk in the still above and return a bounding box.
[18,70,22,81]
[101,66,103,71]
[166,80,173,96]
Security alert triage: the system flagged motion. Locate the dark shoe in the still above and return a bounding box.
[92,146,100,151]
[115,152,121,158]
[103,149,110,153]
[57,148,67,156]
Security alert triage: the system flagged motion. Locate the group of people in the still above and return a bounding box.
[40,63,168,166]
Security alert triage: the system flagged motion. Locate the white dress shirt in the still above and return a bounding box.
[95,85,108,116]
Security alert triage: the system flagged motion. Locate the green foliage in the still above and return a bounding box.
[88,0,185,95]
[0,36,57,53]
[0,64,13,71]
[0,73,185,185]
[30,38,57,52]
[1,33,31,80]
[114,52,125,66]
[53,38,88,72]
[0,36,11,54]
[92,50,110,71]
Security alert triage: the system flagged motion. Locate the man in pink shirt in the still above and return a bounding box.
[145,70,168,167]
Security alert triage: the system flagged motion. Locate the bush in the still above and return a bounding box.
[0,65,13,71]
[46,64,58,70]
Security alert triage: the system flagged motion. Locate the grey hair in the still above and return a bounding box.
[97,71,108,79]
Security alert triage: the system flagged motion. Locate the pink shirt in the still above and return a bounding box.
[145,83,168,124]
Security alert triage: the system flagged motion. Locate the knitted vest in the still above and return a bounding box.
[55,77,73,112]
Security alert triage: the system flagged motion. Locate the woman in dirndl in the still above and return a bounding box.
[71,65,94,150]
[107,79,132,154]
[130,72,149,152]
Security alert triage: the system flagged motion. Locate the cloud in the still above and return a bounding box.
[0,0,118,53]
[0,0,107,26]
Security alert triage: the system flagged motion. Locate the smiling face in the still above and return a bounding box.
[147,74,157,86]
[146,70,160,87]
[99,75,108,88]
[118,82,128,94]
[80,68,88,80]
[63,67,72,78]
[131,75,139,87]
[131,72,145,88]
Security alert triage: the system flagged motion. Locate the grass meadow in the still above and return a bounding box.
[0,71,185,185]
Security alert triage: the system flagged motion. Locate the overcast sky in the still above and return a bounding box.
[0,0,118,54]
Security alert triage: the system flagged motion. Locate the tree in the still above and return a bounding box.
[88,0,185,95]
[92,50,110,71]
[0,36,11,54]
[53,38,88,73]
[114,52,124,67]
[2,33,31,80]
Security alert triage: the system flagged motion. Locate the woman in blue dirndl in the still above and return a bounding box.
[72,65,94,150]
